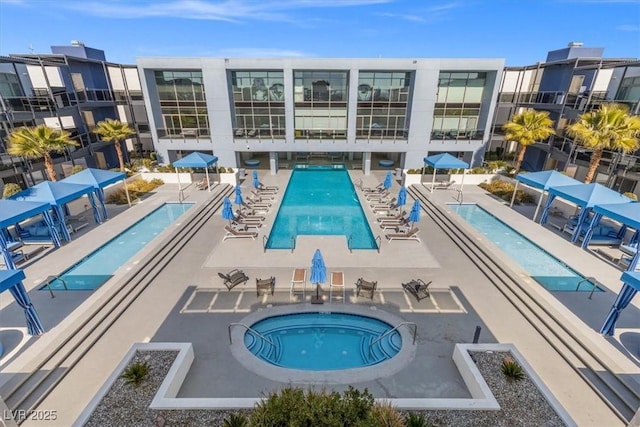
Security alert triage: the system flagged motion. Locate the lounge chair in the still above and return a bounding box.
[432,181,454,190]
[241,202,269,214]
[385,227,420,242]
[378,215,408,225]
[256,276,276,297]
[355,277,377,299]
[235,210,265,221]
[362,183,385,193]
[217,269,249,290]
[196,178,209,190]
[373,203,400,214]
[246,196,272,207]
[377,211,407,221]
[365,191,390,201]
[223,225,258,241]
[330,271,345,303]
[0,250,26,267]
[379,219,410,230]
[233,215,263,224]
[231,220,261,231]
[370,198,397,209]
[257,183,279,191]
[402,279,432,302]
[250,190,275,200]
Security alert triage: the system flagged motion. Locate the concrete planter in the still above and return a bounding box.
[140,172,192,184]
[402,170,423,187]
[219,169,238,186]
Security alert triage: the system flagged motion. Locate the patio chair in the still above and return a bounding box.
[385,227,420,243]
[355,277,377,299]
[402,279,432,302]
[196,178,208,190]
[235,210,265,220]
[223,225,258,241]
[256,276,276,297]
[432,181,454,190]
[330,271,345,303]
[0,250,26,267]
[377,210,407,221]
[217,269,249,290]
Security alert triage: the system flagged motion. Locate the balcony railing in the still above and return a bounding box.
[156,128,210,138]
[234,127,286,138]
[430,130,484,140]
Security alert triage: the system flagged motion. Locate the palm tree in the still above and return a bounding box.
[93,118,136,171]
[567,103,640,183]
[7,125,78,181]
[502,109,555,174]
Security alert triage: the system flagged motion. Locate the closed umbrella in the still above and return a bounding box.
[234,185,244,206]
[600,272,640,336]
[409,199,421,227]
[383,172,393,190]
[252,170,260,189]
[221,197,235,226]
[310,249,327,304]
[397,186,407,208]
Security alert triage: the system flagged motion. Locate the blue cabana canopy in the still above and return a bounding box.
[540,183,631,243]
[11,181,100,241]
[511,171,580,222]
[0,269,45,335]
[173,152,219,192]
[600,271,640,336]
[0,200,61,267]
[61,168,128,220]
[593,202,640,231]
[423,153,469,193]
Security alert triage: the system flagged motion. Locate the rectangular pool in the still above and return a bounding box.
[449,203,599,292]
[43,202,193,290]
[266,165,377,249]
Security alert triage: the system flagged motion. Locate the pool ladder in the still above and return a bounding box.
[41,275,68,298]
[228,323,276,351]
[575,277,600,300]
[368,322,417,357]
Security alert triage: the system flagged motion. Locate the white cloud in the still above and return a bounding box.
[42,0,394,22]
[616,24,640,31]
[376,2,460,23]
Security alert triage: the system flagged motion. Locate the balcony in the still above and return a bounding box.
[156,128,210,139]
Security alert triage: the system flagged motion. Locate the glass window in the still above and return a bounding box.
[356,71,411,139]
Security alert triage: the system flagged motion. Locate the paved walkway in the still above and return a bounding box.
[0,172,638,426]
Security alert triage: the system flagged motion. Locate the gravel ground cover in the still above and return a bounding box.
[84,349,566,426]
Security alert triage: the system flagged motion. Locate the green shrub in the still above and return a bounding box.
[623,192,638,201]
[105,178,164,204]
[70,165,84,175]
[249,386,375,427]
[405,411,428,427]
[406,168,422,174]
[121,361,149,387]
[471,166,488,174]
[479,181,534,205]
[501,356,525,382]
[157,164,175,173]
[369,401,404,427]
[221,413,248,427]
[2,183,22,199]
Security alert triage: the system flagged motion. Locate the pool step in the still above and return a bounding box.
[360,333,399,366]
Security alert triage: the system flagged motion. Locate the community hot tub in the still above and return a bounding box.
[230,305,416,383]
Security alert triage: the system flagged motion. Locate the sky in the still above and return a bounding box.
[0,0,638,66]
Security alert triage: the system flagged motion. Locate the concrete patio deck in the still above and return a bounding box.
[0,170,638,426]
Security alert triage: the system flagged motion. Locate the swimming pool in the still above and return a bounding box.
[245,312,401,370]
[266,165,377,249]
[43,203,193,291]
[449,203,600,292]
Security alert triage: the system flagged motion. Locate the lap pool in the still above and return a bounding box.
[266,165,377,250]
[43,202,193,290]
[449,203,600,292]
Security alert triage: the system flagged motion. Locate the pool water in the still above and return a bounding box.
[266,165,377,249]
[245,312,401,370]
[450,203,600,292]
[43,203,193,291]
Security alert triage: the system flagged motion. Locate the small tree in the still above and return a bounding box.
[93,118,136,172]
[567,103,640,183]
[3,183,22,199]
[502,109,555,174]
[7,125,78,181]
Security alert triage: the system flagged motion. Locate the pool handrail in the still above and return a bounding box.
[228,323,275,350]
[375,235,381,253]
[368,322,417,356]
[575,276,600,299]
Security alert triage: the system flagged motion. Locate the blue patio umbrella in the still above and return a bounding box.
[0,269,45,335]
[409,199,421,227]
[234,185,244,205]
[221,197,235,226]
[310,249,327,304]
[252,170,261,189]
[397,186,407,208]
[383,171,393,190]
[600,271,640,336]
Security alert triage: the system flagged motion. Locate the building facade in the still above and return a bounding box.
[137,58,504,173]
[0,43,152,189]
[490,43,640,193]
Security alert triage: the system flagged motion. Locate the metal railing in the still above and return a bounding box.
[178,188,185,203]
[262,235,268,253]
[228,323,275,350]
[576,277,600,300]
[375,236,381,253]
[455,188,464,204]
[347,235,353,253]
[290,235,296,253]
[368,322,417,356]
[41,275,67,298]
